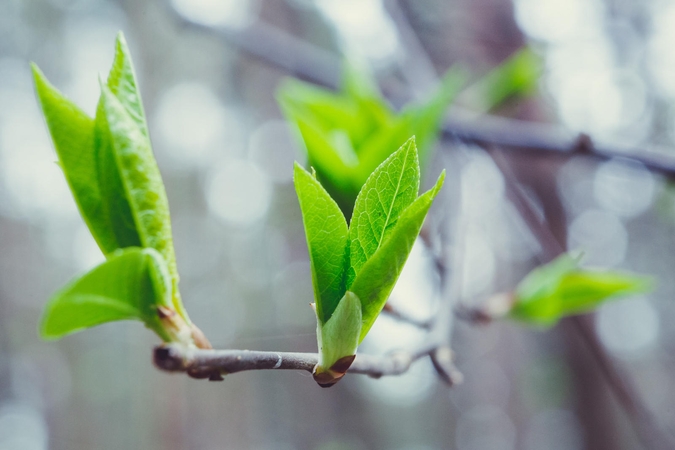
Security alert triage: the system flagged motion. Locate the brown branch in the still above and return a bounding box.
[154,343,435,381]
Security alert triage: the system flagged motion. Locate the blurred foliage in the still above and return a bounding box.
[278,47,540,215]
[510,253,653,326]
[279,63,463,215]
[460,47,542,112]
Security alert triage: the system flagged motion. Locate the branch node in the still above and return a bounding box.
[153,345,188,371]
[573,132,594,155]
[430,346,463,386]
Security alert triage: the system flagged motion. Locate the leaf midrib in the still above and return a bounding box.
[376,144,411,250]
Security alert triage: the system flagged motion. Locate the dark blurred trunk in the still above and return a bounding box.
[413,0,625,446]
[511,153,621,450]
[0,292,12,401]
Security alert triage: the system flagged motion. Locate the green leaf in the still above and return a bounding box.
[316,291,362,371]
[510,254,654,326]
[354,114,417,185]
[557,272,652,313]
[94,96,142,249]
[515,254,577,307]
[349,137,420,278]
[350,170,445,341]
[31,64,119,255]
[461,47,541,113]
[106,32,150,137]
[341,63,393,141]
[40,248,172,341]
[293,163,350,323]
[277,78,364,141]
[97,83,186,320]
[277,63,456,216]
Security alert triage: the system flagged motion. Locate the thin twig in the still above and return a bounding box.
[382,302,433,330]
[153,343,434,381]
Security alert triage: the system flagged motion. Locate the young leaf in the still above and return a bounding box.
[41,248,172,341]
[31,64,119,254]
[314,291,362,386]
[293,163,349,323]
[97,84,187,320]
[349,137,420,277]
[295,136,445,384]
[94,97,142,249]
[510,254,654,326]
[514,254,577,308]
[106,32,150,137]
[350,170,445,340]
[353,114,417,185]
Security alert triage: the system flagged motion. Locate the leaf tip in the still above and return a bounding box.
[292,161,306,182]
[30,62,49,94]
[113,31,130,60]
[38,304,62,341]
[115,30,127,46]
[29,61,41,78]
[434,169,447,193]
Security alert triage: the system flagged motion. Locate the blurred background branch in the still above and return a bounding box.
[162,0,675,180]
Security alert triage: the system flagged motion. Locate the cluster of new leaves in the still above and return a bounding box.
[33,33,205,347]
[279,64,462,215]
[294,137,444,386]
[510,254,653,326]
[278,48,541,216]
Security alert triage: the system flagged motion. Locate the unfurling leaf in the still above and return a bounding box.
[32,64,119,254]
[510,254,654,326]
[294,137,444,385]
[33,32,201,346]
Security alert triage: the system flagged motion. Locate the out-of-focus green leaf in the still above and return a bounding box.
[510,254,653,326]
[461,47,541,112]
[41,248,172,341]
[354,114,417,185]
[514,254,578,308]
[293,163,349,324]
[32,64,120,255]
[350,170,445,341]
[316,291,362,372]
[279,63,462,215]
